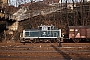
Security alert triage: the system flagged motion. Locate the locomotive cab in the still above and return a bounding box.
[38,24,55,30]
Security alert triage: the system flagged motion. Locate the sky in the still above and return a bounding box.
[8,0,88,7]
[9,0,43,7]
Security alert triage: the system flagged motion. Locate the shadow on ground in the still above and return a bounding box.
[51,45,72,60]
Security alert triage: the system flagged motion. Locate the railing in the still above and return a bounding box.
[10,6,61,21]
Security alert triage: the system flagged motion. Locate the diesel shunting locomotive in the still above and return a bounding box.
[20,24,62,43]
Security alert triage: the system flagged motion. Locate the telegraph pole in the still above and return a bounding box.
[80,0,84,26]
[66,0,69,26]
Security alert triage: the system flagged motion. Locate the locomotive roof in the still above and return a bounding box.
[24,29,38,31]
[69,26,90,29]
[39,24,54,27]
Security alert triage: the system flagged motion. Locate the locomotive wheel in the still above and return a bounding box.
[73,39,80,43]
[34,39,37,43]
[20,38,25,43]
[57,38,61,43]
[54,39,57,43]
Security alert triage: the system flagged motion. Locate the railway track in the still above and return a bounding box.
[0,43,90,47]
[0,43,90,60]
